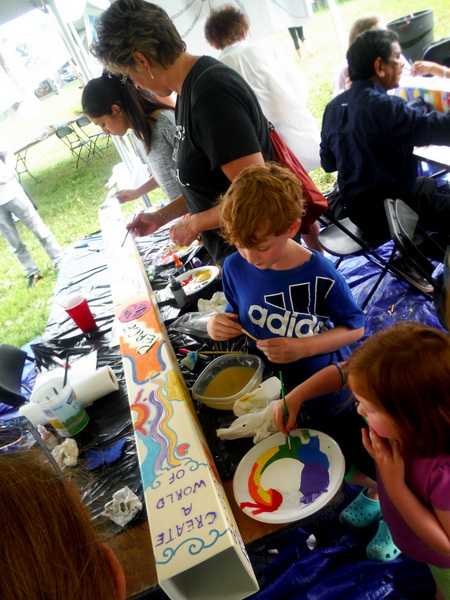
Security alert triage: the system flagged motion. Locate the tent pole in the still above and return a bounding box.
[327,0,347,57]
[45,0,93,83]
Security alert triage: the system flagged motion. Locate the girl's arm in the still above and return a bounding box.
[273,363,346,434]
[116,177,160,203]
[363,429,450,556]
[411,60,447,78]
[257,325,364,364]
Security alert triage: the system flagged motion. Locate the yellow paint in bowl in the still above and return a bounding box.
[203,366,256,398]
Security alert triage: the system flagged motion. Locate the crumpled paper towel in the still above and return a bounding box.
[233,376,281,416]
[233,387,270,416]
[197,291,227,313]
[216,402,278,444]
[101,486,142,526]
[51,438,79,468]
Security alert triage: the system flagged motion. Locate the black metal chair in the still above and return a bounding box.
[384,198,447,326]
[56,126,96,168]
[318,210,395,310]
[0,344,34,408]
[76,116,111,156]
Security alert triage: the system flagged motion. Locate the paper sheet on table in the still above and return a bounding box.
[69,350,97,379]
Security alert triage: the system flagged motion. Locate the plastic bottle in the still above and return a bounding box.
[169,275,188,308]
[191,256,202,268]
[173,253,186,274]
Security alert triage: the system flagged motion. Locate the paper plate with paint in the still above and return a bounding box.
[233,429,345,524]
[166,266,220,297]
[152,240,200,266]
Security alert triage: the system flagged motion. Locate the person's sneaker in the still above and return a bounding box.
[27,274,42,288]
[391,256,433,294]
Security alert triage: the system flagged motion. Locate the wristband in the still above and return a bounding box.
[334,362,346,389]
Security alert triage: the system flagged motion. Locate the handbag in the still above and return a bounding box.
[267,121,328,233]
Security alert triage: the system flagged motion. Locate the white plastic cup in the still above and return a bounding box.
[31,375,89,437]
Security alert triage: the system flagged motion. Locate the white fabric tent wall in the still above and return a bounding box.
[161,0,313,56]
[0,1,346,65]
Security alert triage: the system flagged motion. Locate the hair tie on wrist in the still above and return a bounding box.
[334,362,346,389]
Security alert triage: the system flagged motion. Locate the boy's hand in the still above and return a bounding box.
[256,337,307,363]
[207,312,242,341]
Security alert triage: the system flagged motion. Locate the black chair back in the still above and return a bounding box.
[422,38,450,68]
[0,344,29,407]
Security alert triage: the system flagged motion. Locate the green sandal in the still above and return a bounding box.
[366,519,401,562]
[339,488,382,529]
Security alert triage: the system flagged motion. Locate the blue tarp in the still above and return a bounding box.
[247,485,435,599]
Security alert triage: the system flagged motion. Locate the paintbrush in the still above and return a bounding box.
[279,371,292,451]
[241,328,258,342]
[121,212,137,247]
[198,350,244,355]
[63,350,70,388]
[51,355,71,370]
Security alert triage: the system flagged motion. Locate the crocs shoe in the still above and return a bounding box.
[366,519,401,562]
[339,488,382,529]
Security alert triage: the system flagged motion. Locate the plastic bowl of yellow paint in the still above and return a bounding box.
[192,354,264,410]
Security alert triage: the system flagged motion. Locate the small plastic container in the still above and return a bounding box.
[192,354,264,410]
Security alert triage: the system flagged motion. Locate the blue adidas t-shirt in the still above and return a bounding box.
[222,250,365,418]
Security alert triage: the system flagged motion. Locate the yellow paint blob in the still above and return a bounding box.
[194,269,211,283]
[203,366,256,398]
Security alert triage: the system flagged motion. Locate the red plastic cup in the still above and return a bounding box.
[63,294,97,332]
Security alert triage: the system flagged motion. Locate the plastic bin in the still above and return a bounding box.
[192,354,264,410]
[387,9,434,62]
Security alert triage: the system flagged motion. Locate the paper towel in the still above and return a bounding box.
[20,366,119,426]
[70,365,119,407]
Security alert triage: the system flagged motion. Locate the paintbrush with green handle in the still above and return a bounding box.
[279,371,292,451]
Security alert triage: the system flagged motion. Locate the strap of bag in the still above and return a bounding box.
[267,120,328,234]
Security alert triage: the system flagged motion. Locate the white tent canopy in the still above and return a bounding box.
[0,0,346,192]
[0,1,346,85]
[0,0,36,26]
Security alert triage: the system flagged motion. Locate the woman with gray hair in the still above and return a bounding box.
[91,0,273,266]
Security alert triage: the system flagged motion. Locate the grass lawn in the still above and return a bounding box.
[0,0,449,347]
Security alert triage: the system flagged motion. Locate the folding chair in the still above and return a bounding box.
[384,198,447,326]
[0,344,34,408]
[422,37,450,67]
[318,210,395,310]
[76,116,111,155]
[56,126,96,169]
